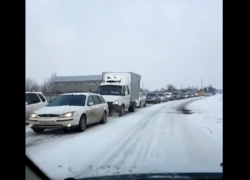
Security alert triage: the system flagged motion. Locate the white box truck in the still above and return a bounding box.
[97,72,141,116]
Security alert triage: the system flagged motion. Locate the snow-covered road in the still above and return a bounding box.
[26,95,223,179]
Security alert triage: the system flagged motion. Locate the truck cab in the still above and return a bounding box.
[97,72,140,116]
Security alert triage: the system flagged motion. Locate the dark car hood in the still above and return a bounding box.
[65,172,223,180]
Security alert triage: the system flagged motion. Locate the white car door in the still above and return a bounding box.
[85,96,96,124]
[25,93,33,121]
[37,93,48,106]
[98,95,109,116]
[26,93,43,120]
[92,95,103,122]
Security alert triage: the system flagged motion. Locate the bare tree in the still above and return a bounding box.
[26,78,40,91]
[166,84,176,91]
[40,73,57,94]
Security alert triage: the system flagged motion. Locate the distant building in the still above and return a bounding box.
[53,75,102,94]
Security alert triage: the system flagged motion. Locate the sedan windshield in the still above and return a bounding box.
[48,95,86,106]
[146,93,156,97]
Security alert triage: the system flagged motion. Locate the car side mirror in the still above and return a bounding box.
[88,102,94,106]
[25,102,28,105]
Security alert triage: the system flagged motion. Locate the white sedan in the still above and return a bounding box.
[136,92,147,108]
[29,93,109,133]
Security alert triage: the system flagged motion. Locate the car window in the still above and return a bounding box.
[87,96,94,105]
[92,95,101,105]
[29,93,41,104]
[38,94,46,102]
[98,96,106,103]
[48,95,86,106]
[25,93,32,104]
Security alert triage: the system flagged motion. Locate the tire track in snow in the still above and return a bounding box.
[115,113,162,167]
[73,101,183,178]
[72,107,166,178]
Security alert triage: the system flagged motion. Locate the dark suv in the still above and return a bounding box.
[146,93,161,104]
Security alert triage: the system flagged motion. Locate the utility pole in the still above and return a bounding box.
[201,78,203,90]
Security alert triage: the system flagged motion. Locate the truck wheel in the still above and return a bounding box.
[129,103,135,112]
[131,103,135,112]
[119,105,124,116]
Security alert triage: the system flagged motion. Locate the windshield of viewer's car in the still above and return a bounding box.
[25,0,222,179]
[48,95,86,106]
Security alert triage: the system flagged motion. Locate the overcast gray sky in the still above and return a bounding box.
[26,0,222,90]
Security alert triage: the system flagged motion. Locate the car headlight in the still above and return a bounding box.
[30,113,38,118]
[152,98,155,100]
[59,112,75,118]
[113,100,118,104]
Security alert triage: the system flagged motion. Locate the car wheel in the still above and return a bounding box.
[32,128,44,133]
[78,115,86,132]
[100,111,107,124]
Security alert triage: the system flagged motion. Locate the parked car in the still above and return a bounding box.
[136,92,147,108]
[158,93,167,102]
[164,93,173,101]
[146,92,161,104]
[26,91,48,122]
[29,92,109,133]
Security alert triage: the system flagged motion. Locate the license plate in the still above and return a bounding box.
[39,121,55,125]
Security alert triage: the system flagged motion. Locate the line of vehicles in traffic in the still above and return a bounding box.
[25,72,200,134]
[26,72,141,133]
[135,91,199,107]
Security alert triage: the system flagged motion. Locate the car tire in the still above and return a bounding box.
[100,111,107,124]
[32,128,44,133]
[119,105,124,116]
[78,115,87,132]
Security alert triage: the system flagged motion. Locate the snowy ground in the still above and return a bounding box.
[26,95,222,179]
